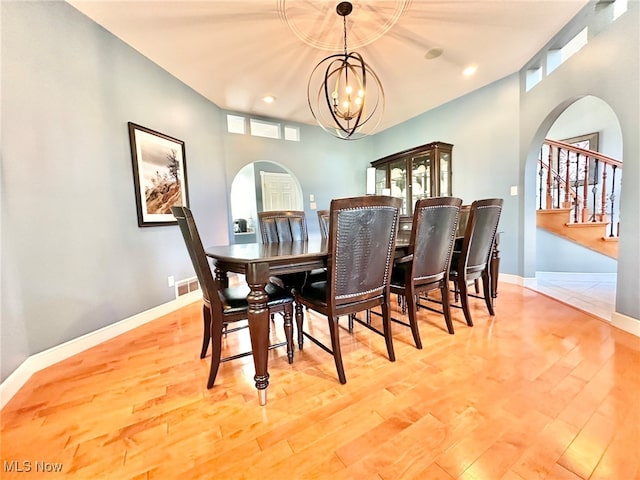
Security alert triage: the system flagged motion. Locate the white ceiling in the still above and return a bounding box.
[67,0,589,133]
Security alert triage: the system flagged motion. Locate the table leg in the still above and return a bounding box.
[246,262,271,406]
[214,265,229,288]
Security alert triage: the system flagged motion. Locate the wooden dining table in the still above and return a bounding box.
[205,228,502,405]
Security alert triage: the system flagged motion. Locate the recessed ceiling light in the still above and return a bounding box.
[463,65,477,76]
[262,95,276,104]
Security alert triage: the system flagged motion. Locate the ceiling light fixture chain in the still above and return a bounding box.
[307,1,385,140]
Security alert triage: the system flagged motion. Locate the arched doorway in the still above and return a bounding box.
[229,161,303,244]
[528,95,622,320]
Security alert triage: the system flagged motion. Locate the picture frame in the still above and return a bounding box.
[560,132,599,185]
[128,122,189,227]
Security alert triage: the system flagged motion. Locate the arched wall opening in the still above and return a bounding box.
[524,95,622,319]
[229,160,304,244]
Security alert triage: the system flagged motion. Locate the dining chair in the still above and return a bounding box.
[294,195,401,384]
[304,209,330,285]
[317,209,330,239]
[455,204,480,295]
[171,206,295,388]
[258,210,310,290]
[390,197,462,344]
[258,210,308,243]
[449,198,503,327]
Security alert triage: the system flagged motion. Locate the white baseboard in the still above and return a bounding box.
[499,273,525,286]
[612,311,640,337]
[535,271,617,282]
[0,291,201,410]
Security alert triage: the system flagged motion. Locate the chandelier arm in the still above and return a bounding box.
[348,53,366,129]
[324,60,349,133]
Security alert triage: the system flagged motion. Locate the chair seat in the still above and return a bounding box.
[304,268,327,285]
[390,262,446,291]
[390,262,408,287]
[221,282,294,314]
[299,279,328,305]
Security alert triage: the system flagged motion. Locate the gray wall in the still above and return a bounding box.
[520,1,639,319]
[1,2,222,379]
[537,230,618,273]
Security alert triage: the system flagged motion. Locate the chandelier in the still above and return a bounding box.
[307,2,385,140]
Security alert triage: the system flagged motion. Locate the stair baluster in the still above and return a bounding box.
[609,165,617,238]
[564,147,571,208]
[573,152,580,223]
[538,160,544,210]
[591,159,599,222]
[582,155,589,222]
[600,166,608,223]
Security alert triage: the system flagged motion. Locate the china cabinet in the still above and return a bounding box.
[371,141,453,216]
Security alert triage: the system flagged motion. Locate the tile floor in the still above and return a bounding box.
[526,271,617,321]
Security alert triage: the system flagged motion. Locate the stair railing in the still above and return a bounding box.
[537,139,623,237]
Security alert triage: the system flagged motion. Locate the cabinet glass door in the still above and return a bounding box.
[389,159,407,215]
[375,167,387,195]
[439,151,451,196]
[411,153,431,209]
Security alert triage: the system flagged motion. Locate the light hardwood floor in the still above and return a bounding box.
[2,283,639,479]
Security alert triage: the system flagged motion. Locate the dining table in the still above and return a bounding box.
[205,227,502,405]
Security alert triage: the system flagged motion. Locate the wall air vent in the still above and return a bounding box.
[175,276,199,298]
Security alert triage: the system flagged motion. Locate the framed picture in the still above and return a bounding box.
[128,122,189,227]
[559,132,599,185]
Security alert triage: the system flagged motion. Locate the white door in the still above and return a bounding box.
[261,171,302,211]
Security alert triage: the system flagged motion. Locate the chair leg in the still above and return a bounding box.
[283,305,294,364]
[440,284,455,334]
[200,304,211,359]
[405,292,423,349]
[458,279,474,327]
[328,316,347,384]
[381,301,396,361]
[207,311,224,389]
[453,278,460,303]
[295,303,304,350]
[482,271,495,315]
